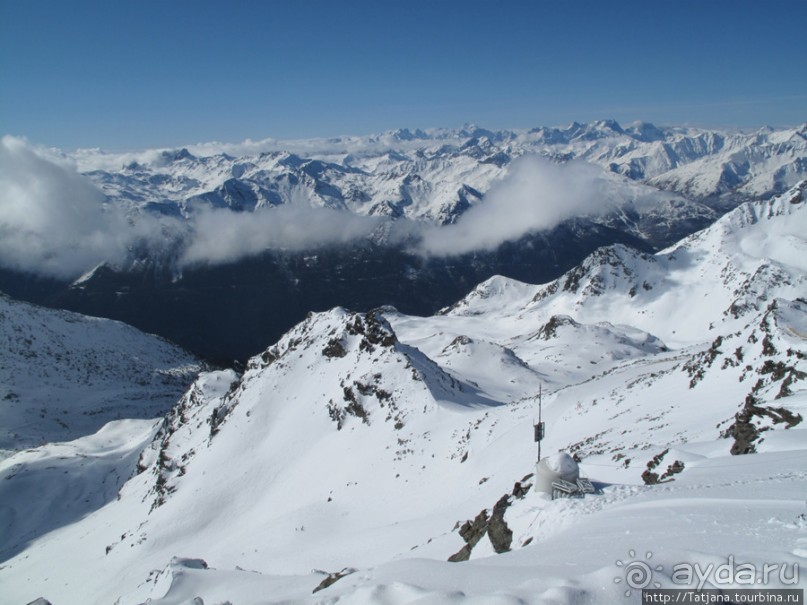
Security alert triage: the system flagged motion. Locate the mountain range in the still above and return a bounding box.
[2,120,805,363]
[1,179,804,604]
[77,120,806,222]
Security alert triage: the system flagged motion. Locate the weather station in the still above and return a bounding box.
[533,386,596,499]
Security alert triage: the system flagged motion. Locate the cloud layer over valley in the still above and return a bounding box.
[0,137,621,279]
[179,206,386,266]
[416,156,607,256]
[0,136,131,278]
[5,120,802,279]
[0,136,193,279]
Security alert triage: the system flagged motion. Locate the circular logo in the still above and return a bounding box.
[614,549,663,597]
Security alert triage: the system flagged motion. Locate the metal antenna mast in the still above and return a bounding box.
[534,383,544,462]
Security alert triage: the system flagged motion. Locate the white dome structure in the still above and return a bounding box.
[534,452,580,496]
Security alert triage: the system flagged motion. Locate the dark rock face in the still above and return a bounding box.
[537,315,579,340]
[642,450,685,485]
[448,477,534,561]
[448,510,490,562]
[322,339,347,358]
[313,568,356,593]
[487,495,514,554]
[726,393,803,455]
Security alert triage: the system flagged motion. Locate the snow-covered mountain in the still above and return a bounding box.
[0,293,202,455]
[76,121,807,226]
[3,121,804,366]
[1,184,804,604]
[51,121,804,279]
[444,181,806,346]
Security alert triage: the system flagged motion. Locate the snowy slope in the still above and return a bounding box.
[0,292,202,454]
[3,298,802,604]
[0,418,160,564]
[1,186,806,604]
[124,441,807,605]
[442,181,807,348]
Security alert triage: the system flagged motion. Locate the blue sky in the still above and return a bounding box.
[1,0,805,150]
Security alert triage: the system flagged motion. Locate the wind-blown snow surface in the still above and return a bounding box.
[1,186,806,604]
[0,293,202,454]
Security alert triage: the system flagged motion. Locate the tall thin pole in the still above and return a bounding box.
[537,383,542,463]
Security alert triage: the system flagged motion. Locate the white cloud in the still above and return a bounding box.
[180,205,386,267]
[1,139,646,277]
[415,155,609,256]
[0,136,128,278]
[0,136,395,278]
[0,136,187,279]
